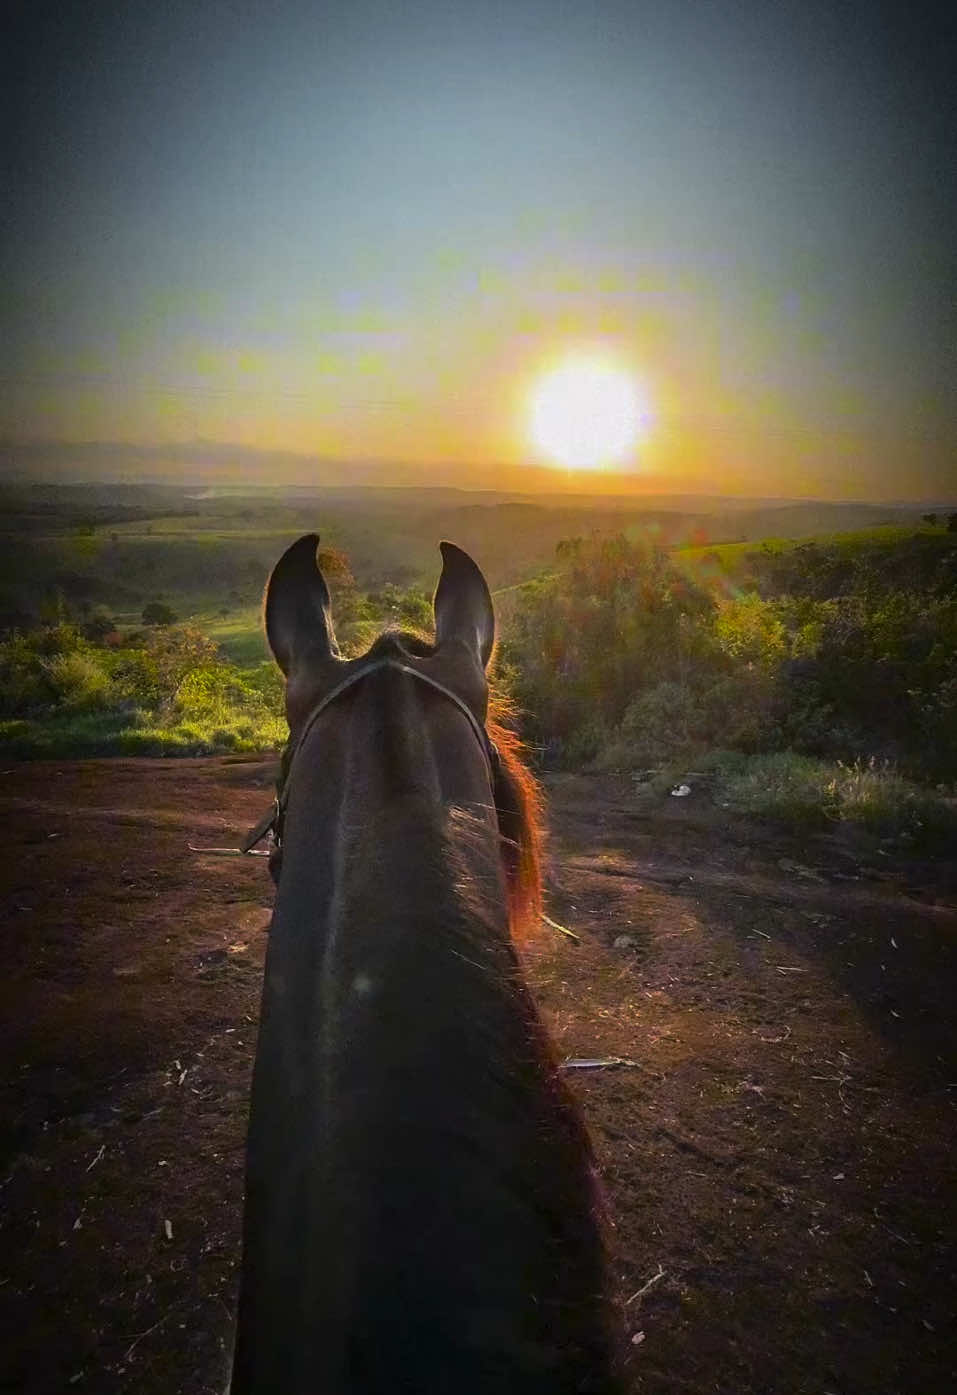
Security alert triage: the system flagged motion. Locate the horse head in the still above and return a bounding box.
[262,533,539,932]
[229,534,621,1395]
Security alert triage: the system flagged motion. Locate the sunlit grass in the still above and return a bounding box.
[196,606,267,665]
[0,709,286,759]
[107,524,298,539]
[715,751,956,847]
[677,522,943,565]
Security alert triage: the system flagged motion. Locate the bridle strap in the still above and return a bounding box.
[239,658,497,855]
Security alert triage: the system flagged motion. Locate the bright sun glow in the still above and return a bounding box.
[529,355,646,469]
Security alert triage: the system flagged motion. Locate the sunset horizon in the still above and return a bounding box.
[3,431,955,506]
[4,2,954,502]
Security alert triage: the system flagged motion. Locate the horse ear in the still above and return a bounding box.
[265,534,339,674]
[433,541,495,669]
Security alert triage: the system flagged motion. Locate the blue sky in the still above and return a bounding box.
[3,0,954,497]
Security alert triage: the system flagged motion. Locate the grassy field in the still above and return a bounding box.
[676,520,946,565]
[2,487,955,844]
[192,605,269,666]
[2,483,939,630]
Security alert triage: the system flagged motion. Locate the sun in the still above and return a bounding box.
[528,354,646,469]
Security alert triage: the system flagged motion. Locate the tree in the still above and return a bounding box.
[142,601,178,627]
[83,608,116,643]
[504,534,717,750]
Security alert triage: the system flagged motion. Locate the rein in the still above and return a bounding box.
[238,657,499,857]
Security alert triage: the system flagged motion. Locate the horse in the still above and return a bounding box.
[229,534,623,1394]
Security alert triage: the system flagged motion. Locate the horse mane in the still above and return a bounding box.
[363,628,543,939]
[487,702,543,939]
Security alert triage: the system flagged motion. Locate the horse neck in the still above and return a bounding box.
[270,674,513,1030]
[233,681,618,1394]
[265,698,524,1121]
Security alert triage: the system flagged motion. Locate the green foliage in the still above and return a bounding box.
[504,528,957,789]
[746,530,957,602]
[774,592,957,774]
[713,593,787,669]
[142,600,178,626]
[717,751,839,826]
[504,535,789,770]
[172,660,284,728]
[0,624,105,716]
[616,681,701,765]
[716,753,957,848]
[5,513,956,804]
[81,607,117,642]
[503,535,718,755]
[202,606,268,665]
[0,559,442,759]
[0,632,53,714]
[0,619,285,757]
[41,650,112,711]
[333,582,434,657]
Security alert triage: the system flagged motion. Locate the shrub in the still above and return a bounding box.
[82,607,117,643]
[0,615,286,759]
[718,751,838,826]
[0,626,112,716]
[716,751,957,847]
[41,650,111,711]
[108,649,161,706]
[700,671,778,752]
[713,593,787,669]
[142,601,178,626]
[504,535,719,753]
[563,717,614,767]
[616,681,702,764]
[0,633,54,714]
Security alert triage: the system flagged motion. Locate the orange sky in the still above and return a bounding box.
[4,3,955,501]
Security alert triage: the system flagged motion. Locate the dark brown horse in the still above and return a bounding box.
[229,534,622,1394]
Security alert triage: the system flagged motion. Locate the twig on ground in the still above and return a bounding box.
[188,843,270,857]
[541,912,580,942]
[625,1263,666,1306]
[561,1056,644,1071]
[123,1305,181,1363]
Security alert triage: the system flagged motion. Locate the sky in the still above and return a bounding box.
[2,0,955,499]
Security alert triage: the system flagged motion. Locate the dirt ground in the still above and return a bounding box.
[1,758,954,1395]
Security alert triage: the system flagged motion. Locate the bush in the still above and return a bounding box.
[716,752,957,847]
[142,601,178,626]
[0,633,54,714]
[0,625,110,716]
[613,681,702,766]
[505,529,957,781]
[718,751,838,826]
[563,717,614,767]
[503,535,719,753]
[0,617,285,759]
[174,665,248,722]
[41,650,111,711]
[713,593,787,669]
[82,607,117,642]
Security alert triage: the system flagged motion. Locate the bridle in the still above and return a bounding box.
[239,657,499,858]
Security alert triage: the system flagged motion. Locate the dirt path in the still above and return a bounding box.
[1,760,954,1394]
